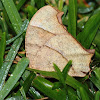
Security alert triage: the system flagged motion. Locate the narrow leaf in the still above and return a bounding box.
[27,68,93,99]
[53,63,65,86]
[90,68,100,90]
[0,58,29,100]
[58,0,63,11]
[95,91,100,100]
[32,76,66,100]
[68,86,78,100]
[22,72,36,93]
[6,19,29,45]
[77,12,100,49]
[5,96,23,100]
[1,0,22,34]
[15,72,36,97]
[16,0,27,11]
[0,20,28,90]
[68,0,77,38]
[62,60,72,81]
[0,32,6,68]
[78,87,90,100]
[52,82,62,90]
[62,5,68,24]
[29,87,42,99]
[20,86,27,100]
[93,31,100,51]
[0,16,9,39]
[0,37,23,90]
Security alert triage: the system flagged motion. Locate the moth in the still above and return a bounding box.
[25,5,95,77]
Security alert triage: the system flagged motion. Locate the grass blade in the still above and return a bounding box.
[0,16,9,39]
[0,37,23,90]
[0,32,6,68]
[62,60,72,81]
[68,0,77,38]
[0,58,29,100]
[0,1,3,10]
[32,76,66,100]
[53,63,65,86]
[90,68,100,90]
[5,96,23,100]
[95,91,100,100]
[15,72,36,96]
[68,86,78,100]
[1,0,22,34]
[27,68,93,99]
[93,31,100,51]
[20,87,27,100]
[6,19,29,45]
[16,0,27,11]
[0,19,28,90]
[58,0,63,11]
[22,72,36,93]
[6,32,24,45]
[62,5,68,24]
[78,87,90,100]
[29,87,42,99]
[27,68,87,89]
[77,12,100,49]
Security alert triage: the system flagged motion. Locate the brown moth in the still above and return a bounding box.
[25,5,95,77]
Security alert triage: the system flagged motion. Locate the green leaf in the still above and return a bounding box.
[0,58,29,100]
[32,76,67,100]
[90,67,100,90]
[68,86,78,100]
[22,72,36,93]
[77,16,89,31]
[0,32,6,68]
[62,60,72,81]
[22,70,30,81]
[27,68,88,88]
[95,91,100,100]
[15,71,36,97]
[27,68,93,99]
[55,0,59,5]
[78,2,95,14]
[6,32,24,45]
[93,67,100,79]
[0,15,9,39]
[6,19,29,45]
[5,96,23,100]
[1,0,22,34]
[34,0,45,9]
[58,0,63,11]
[0,37,23,90]
[93,30,100,52]
[68,0,77,38]
[30,70,91,98]
[31,0,35,7]
[0,0,23,90]
[0,19,28,90]
[26,5,37,20]
[20,86,27,100]
[52,82,62,90]
[62,5,68,24]
[93,7,100,15]
[0,0,3,10]
[27,68,58,78]
[16,0,27,11]
[29,87,42,99]
[77,12,100,49]
[77,87,90,100]
[53,63,65,86]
